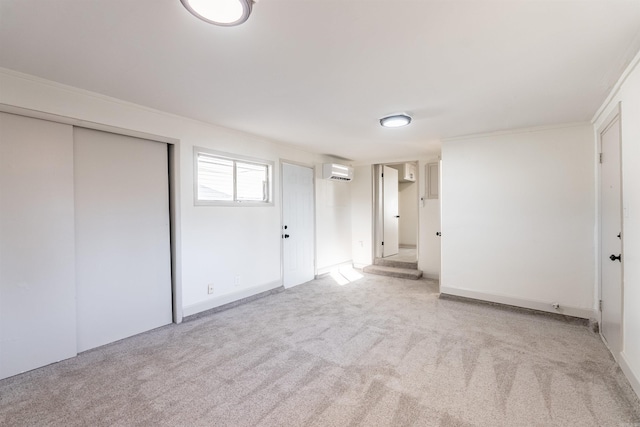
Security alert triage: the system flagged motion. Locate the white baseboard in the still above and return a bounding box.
[316,260,354,277]
[183,280,282,317]
[423,272,440,280]
[619,351,640,399]
[352,262,370,270]
[439,286,595,319]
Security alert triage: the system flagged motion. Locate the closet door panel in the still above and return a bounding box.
[74,128,172,352]
[0,112,76,379]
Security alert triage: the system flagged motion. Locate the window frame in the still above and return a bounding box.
[194,147,274,207]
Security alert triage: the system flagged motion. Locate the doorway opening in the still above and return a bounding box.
[373,162,419,263]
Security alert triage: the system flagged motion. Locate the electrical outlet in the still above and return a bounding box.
[208,284,214,295]
[234,275,240,287]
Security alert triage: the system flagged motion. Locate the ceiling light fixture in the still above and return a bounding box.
[180,0,253,26]
[379,113,412,128]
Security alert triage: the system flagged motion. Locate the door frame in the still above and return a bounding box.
[597,102,624,355]
[0,104,184,324]
[279,159,317,286]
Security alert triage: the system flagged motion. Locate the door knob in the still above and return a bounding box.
[395,215,400,218]
[284,234,290,239]
[436,232,441,236]
[609,254,621,262]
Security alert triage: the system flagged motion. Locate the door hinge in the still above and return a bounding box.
[599,300,603,311]
[381,241,384,245]
[599,153,603,164]
[381,173,384,178]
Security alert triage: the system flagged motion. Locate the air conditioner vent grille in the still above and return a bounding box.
[322,163,353,182]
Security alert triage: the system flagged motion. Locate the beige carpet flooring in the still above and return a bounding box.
[1,273,639,426]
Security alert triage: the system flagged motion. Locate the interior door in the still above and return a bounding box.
[282,163,315,288]
[74,128,172,352]
[383,165,399,257]
[600,113,622,354]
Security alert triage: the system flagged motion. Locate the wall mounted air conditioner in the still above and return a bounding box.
[322,163,354,181]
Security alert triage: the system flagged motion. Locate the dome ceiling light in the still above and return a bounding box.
[379,113,412,128]
[180,0,254,26]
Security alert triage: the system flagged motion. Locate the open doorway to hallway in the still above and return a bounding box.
[364,162,423,280]
[374,162,419,261]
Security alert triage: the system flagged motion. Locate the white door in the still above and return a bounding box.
[600,113,622,354]
[282,163,315,288]
[383,165,399,257]
[0,113,77,379]
[74,128,172,352]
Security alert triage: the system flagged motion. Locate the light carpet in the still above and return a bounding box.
[1,273,638,426]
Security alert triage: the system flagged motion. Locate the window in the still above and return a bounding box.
[195,148,273,206]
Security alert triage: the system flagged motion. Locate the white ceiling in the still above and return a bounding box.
[1,0,640,163]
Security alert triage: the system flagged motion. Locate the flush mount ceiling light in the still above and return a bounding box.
[180,0,253,26]
[379,113,412,128]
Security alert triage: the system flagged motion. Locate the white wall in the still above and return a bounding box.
[593,51,640,397]
[351,165,374,268]
[316,175,352,274]
[0,68,351,320]
[440,124,596,319]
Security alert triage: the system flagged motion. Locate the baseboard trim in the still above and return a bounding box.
[183,280,283,318]
[399,244,416,249]
[352,262,370,270]
[315,260,354,278]
[422,272,440,281]
[619,351,640,400]
[439,287,596,321]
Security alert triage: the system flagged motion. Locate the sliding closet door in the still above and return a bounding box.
[0,113,77,379]
[74,128,172,352]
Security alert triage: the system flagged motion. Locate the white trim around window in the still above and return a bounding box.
[194,147,274,207]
